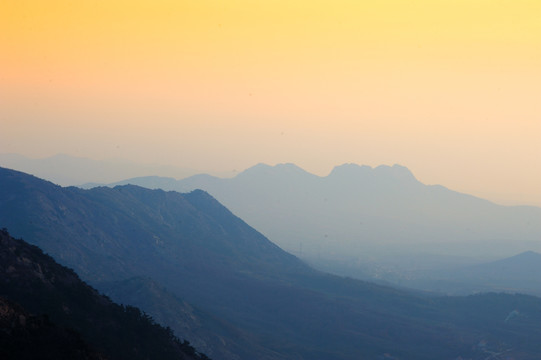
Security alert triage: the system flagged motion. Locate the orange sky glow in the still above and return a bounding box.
[1,0,540,205]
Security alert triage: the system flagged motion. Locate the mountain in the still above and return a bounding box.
[349,251,541,297]
[0,296,104,360]
[466,250,541,280]
[429,251,541,296]
[2,166,541,359]
[0,229,208,360]
[98,277,274,360]
[102,162,541,261]
[0,153,199,187]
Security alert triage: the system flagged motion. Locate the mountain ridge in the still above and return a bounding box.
[0,153,200,187]
[90,162,541,261]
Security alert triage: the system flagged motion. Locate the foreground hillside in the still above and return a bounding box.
[1,166,541,359]
[0,229,208,360]
[0,296,104,360]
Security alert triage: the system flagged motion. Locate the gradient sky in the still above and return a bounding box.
[1,0,540,206]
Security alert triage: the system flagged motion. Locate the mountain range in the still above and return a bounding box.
[0,153,200,187]
[94,162,541,262]
[2,166,541,359]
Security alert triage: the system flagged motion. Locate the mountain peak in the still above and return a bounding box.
[328,163,372,177]
[274,162,304,170]
[510,250,541,262]
[237,162,314,179]
[328,163,417,182]
[374,164,417,181]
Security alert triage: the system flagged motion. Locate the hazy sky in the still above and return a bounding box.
[1,0,540,206]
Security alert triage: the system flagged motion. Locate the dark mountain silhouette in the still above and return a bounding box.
[102,163,541,263]
[2,166,541,359]
[0,229,208,360]
[0,296,105,360]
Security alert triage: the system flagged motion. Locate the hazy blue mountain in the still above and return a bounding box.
[432,251,541,296]
[468,250,541,279]
[0,153,199,187]
[0,229,208,360]
[2,166,541,359]
[100,163,541,262]
[346,251,541,297]
[87,175,183,190]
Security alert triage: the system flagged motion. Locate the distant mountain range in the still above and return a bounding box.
[0,229,208,360]
[0,153,201,186]
[83,160,541,297]
[94,162,541,261]
[2,166,541,359]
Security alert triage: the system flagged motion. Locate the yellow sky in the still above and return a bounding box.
[1,0,540,205]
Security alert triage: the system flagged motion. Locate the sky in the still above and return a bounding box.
[1,0,540,206]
